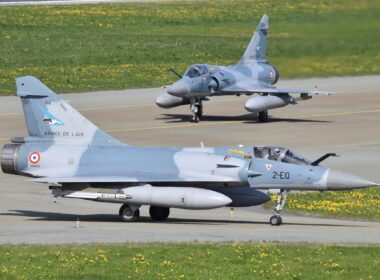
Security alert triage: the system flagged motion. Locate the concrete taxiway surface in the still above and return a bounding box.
[0,75,379,244]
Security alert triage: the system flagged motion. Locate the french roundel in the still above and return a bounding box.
[29,152,40,164]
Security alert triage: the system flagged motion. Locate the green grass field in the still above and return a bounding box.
[266,187,380,221]
[0,0,379,95]
[0,243,379,279]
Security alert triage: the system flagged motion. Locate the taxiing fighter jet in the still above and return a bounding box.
[156,15,333,122]
[1,77,375,225]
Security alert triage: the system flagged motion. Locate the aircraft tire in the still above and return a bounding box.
[149,206,170,221]
[191,114,200,123]
[269,215,282,226]
[119,204,140,222]
[197,104,203,119]
[258,110,268,122]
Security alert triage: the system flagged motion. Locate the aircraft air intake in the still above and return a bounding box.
[269,66,279,85]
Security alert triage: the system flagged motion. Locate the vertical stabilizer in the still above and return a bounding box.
[16,76,120,145]
[239,15,269,64]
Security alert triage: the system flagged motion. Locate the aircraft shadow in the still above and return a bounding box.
[158,114,330,124]
[2,210,365,228]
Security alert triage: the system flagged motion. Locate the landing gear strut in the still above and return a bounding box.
[149,206,170,221]
[258,110,268,122]
[119,204,140,222]
[190,98,203,123]
[270,190,290,226]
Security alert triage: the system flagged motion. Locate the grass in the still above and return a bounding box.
[266,187,380,221]
[0,243,379,279]
[0,0,379,95]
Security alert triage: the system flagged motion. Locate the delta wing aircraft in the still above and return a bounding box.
[156,15,334,122]
[1,76,376,225]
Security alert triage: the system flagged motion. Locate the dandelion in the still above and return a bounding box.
[1,266,8,273]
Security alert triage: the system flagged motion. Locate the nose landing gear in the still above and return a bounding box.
[190,98,203,122]
[269,189,290,226]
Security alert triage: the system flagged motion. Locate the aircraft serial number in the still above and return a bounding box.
[272,171,290,180]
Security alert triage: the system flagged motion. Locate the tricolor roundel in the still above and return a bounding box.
[29,152,40,165]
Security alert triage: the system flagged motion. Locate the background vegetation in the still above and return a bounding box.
[1,243,379,279]
[0,0,379,95]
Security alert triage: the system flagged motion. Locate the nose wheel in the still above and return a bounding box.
[270,215,282,226]
[270,189,290,226]
[190,98,203,122]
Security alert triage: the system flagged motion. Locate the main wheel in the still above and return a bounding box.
[191,114,200,123]
[269,215,282,226]
[119,204,140,222]
[258,110,268,122]
[149,206,170,221]
[197,104,203,119]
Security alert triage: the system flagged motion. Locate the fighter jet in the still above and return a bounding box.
[1,76,376,225]
[156,15,333,122]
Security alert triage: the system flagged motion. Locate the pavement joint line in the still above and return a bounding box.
[0,103,153,117]
[333,141,380,149]
[105,109,380,133]
[1,108,380,139]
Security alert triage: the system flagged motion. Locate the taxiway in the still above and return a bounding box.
[0,75,379,244]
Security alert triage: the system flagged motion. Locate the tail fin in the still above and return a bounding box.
[239,14,269,64]
[16,76,120,145]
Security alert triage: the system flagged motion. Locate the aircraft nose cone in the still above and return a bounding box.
[326,169,378,190]
[167,80,190,97]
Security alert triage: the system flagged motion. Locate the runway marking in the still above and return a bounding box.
[105,108,380,133]
[286,109,380,119]
[80,103,153,111]
[0,112,23,117]
[333,141,380,149]
[0,103,154,117]
[106,121,238,133]
[1,108,379,139]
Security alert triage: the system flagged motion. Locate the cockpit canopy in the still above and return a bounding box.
[184,64,208,78]
[254,146,311,165]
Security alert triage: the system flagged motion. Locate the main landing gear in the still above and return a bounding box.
[149,206,170,221]
[190,98,203,123]
[119,204,140,222]
[270,190,290,226]
[119,204,170,222]
[258,110,268,122]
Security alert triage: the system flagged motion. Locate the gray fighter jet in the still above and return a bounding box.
[1,76,376,225]
[156,15,333,122]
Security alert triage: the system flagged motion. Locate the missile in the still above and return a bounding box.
[55,186,232,210]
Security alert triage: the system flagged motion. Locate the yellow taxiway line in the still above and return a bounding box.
[0,108,380,141]
[106,108,380,133]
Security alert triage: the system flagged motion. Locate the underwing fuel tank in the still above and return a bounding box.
[57,186,232,210]
[244,95,292,113]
